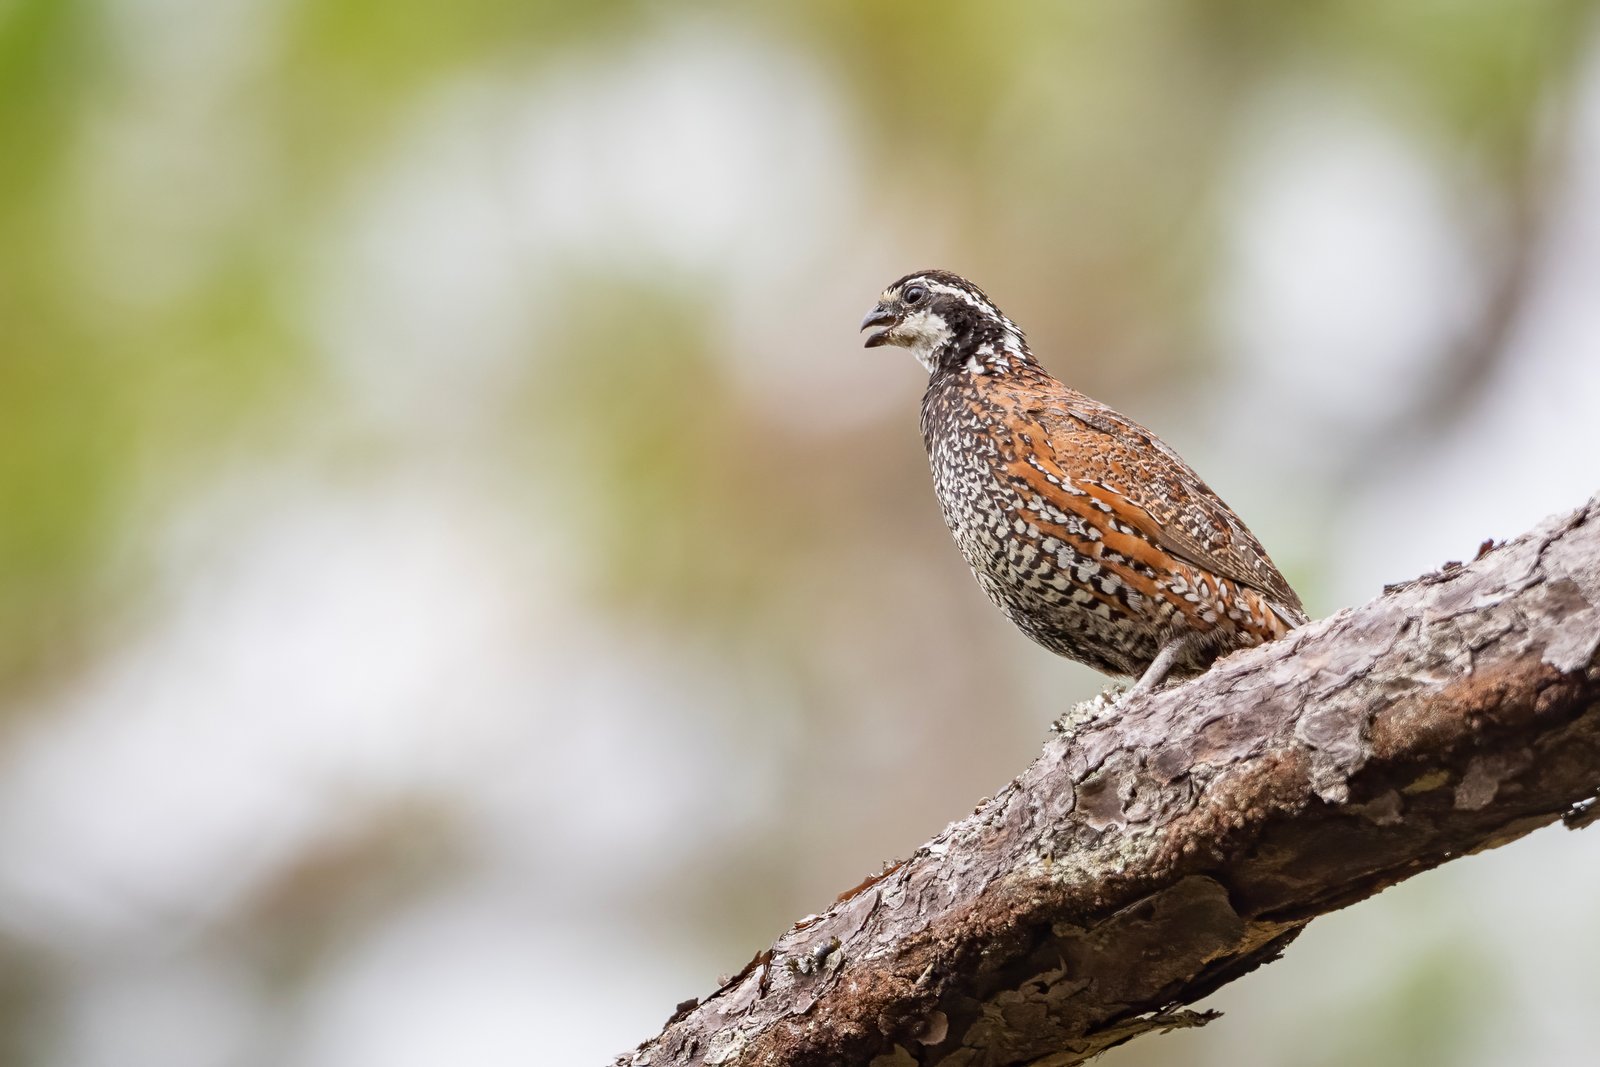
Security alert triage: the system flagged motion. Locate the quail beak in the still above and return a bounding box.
[860,304,897,348]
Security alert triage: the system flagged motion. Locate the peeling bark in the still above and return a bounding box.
[617,495,1600,1067]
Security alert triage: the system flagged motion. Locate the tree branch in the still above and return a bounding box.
[618,494,1600,1067]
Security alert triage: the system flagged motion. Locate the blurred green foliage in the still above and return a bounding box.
[2,0,1594,691]
[1309,941,1500,1067]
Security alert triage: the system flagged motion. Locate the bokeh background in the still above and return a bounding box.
[3,2,1600,1065]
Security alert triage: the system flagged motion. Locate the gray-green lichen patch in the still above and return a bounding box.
[1050,689,1122,739]
[1403,769,1452,794]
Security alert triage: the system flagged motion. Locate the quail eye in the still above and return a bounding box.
[903,284,927,305]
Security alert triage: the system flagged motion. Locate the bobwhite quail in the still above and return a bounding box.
[861,269,1306,695]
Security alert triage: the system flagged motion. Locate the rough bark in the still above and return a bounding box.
[617,494,1600,1067]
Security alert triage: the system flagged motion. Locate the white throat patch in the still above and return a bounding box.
[894,308,953,373]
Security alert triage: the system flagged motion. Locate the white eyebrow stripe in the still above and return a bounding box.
[925,281,996,315]
[922,280,1023,336]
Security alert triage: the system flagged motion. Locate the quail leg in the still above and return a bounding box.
[1124,635,1198,698]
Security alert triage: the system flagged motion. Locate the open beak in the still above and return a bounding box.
[860,304,897,348]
